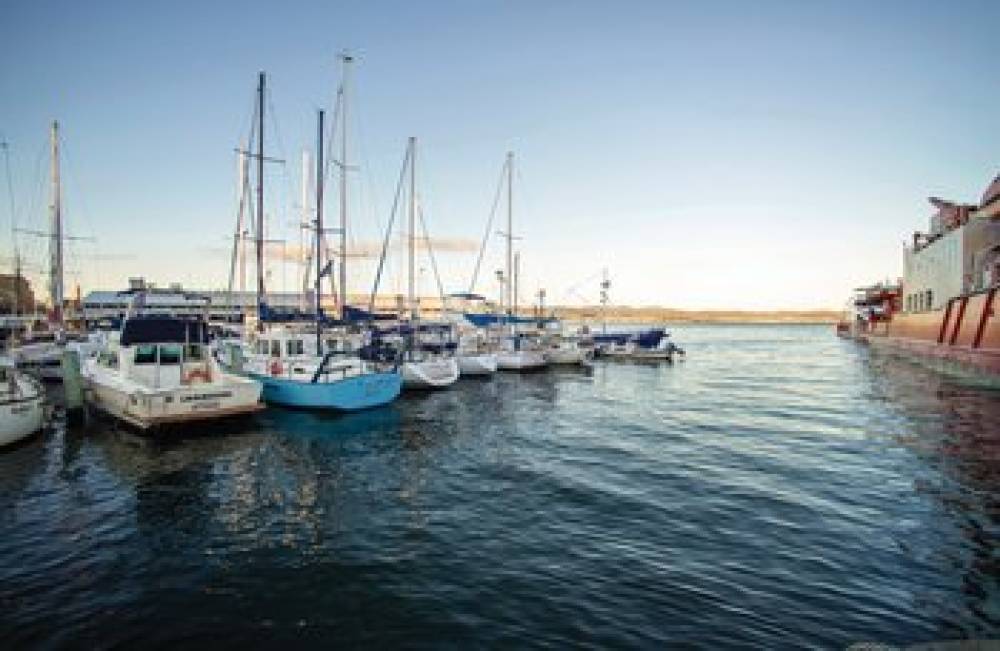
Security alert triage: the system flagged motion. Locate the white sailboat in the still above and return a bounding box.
[456,328,498,376]
[541,329,592,366]
[494,153,546,372]
[9,122,98,380]
[82,315,263,430]
[0,356,45,447]
[399,138,459,390]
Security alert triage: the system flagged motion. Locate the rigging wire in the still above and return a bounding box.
[369,145,410,313]
[417,200,445,303]
[59,138,101,299]
[469,157,507,293]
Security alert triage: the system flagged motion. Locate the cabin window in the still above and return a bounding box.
[925,289,933,311]
[134,345,157,365]
[286,340,304,356]
[185,344,203,361]
[159,345,182,365]
[257,341,268,355]
[270,340,281,357]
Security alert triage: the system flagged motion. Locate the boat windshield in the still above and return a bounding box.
[159,345,182,365]
[134,345,157,365]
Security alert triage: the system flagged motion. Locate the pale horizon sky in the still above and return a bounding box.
[2,1,998,310]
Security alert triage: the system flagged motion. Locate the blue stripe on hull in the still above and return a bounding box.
[248,372,402,411]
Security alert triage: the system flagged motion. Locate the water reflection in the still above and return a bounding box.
[862,351,1000,636]
[3,326,999,646]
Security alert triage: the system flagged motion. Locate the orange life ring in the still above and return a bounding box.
[184,367,212,384]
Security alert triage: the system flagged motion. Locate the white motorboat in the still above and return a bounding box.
[0,357,45,447]
[10,333,64,380]
[593,328,683,361]
[12,330,101,380]
[82,316,263,430]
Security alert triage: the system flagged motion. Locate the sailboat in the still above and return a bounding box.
[393,138,460,390]
[9,122,98,380]
[234,74,402,410]
[0,356,45,447]
[491,152,546,371]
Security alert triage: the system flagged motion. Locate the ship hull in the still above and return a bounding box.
[862,288,1000,384]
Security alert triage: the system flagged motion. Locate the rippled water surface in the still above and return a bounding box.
[2,325,998,647]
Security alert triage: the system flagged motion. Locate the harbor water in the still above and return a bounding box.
[1,324,998,647]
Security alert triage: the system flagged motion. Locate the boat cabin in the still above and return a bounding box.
[99,317,214,389]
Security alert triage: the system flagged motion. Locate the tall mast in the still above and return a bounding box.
[315,110,325,353]
[513,251,520,317]
[600,268,610,334]
[238,144,248,293]
[300,148,311,309]
[256,72,265,332]
[506,151,513,317]
[339,53,352,319]
[49,121,63,326]
[408,137,417,321]
[1,140,20,317]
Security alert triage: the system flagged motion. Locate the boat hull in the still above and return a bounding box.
[861,288,1000,385]
[543,348,588,365]
[84,374,264,430]
[496,351,547,371]
[458,353,497,376]
[402,358,460,389]
[0,389,44,447]
[249,371,402,410]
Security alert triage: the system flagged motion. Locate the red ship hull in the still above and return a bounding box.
[862,288,1000,383]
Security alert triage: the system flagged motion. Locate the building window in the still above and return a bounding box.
[925,289,933,311]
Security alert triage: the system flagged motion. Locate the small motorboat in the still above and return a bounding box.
[82,316,264,430]
[593,328,684,361]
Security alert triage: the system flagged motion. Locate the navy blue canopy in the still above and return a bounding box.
[120,316,210,346]
[343,305,397,323]
[463,313,554,327]
[448,292,487,301]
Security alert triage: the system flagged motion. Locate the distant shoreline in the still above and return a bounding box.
[548,306,840,325]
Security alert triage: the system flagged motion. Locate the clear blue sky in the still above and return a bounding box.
[2,0,997,309]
